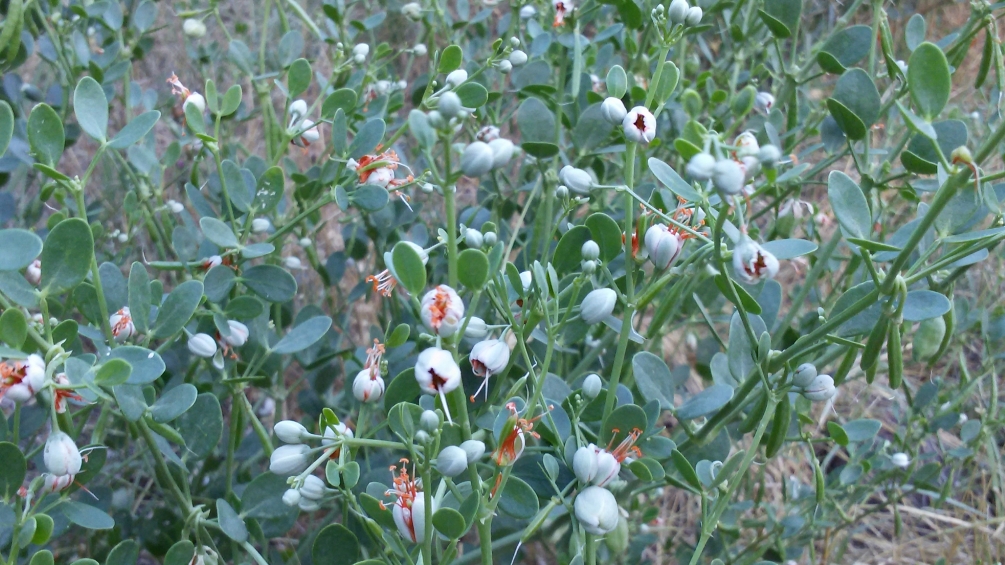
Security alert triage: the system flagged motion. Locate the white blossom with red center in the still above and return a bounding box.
[383,459,432,543]
[420,285,464,337]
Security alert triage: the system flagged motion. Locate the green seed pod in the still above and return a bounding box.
[738,389,768,434]
[913,316,946,363]
[814,456,825,506]
[860,317,890,382]
[764,395,791,459]
[888,323,903,390]
[604,515,630,553]
[833,345,858,386]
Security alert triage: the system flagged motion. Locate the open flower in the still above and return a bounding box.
[353,339,387,403]
[468,339,510,402]
[732,235,779,284]
[493,402,546,467]
[1,354,45,403]
[420,285,465,337]
[755,92,775,113]
[291,119,321,148]
[552,0,573,26]
[572,429,642,486]
[414,348,461,423]
[109,307,135,342]
[52,373,83,414]
[385,460,433,543]
[622,106,656,144]
[353,149,413,189]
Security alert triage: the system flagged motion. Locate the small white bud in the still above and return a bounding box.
[483,232,497,246]
[581,288,617,324]
[802,374,836,402]
[184,92,206,114]
[792,363,817,388]
[509,50,528,66]
[497,60,513,73]
[269,444,311,475]
[352,43,370,57]
[252,218,271,233]
[283,488,302,507]
[601,97,628,125]
[520,5,537,18]
[413,43,427,56]
[465,228,484,248]
[461,142,495,177]
[575,486,620,535]
[460,439,486,462]
[436,445,469,477]
[668,0,689,24]
[488,138,516,169]
[402,2,422,19]
[465,316,489,339]
[581,240,600,261]
[274,420,310,444]
[582,373,602,399]
[167,200,185,214]
[712,159,745,196]
[284,256,303,270]
[420,410,440,432]
[299,237,312,247]
[891,452,910,468]
[44,432,82,477]
[684,5,703,25]
[183,18,207,38]
[559,165,594,193]
[188,333,217,358]
[446,69,468,87]
[438,91,463,118]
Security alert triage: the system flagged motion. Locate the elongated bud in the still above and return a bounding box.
[581,288,617,324]
[644,225,681,270]
[582,374,602,399]
[464,316,489,339]
[574,486,620,535]
[299,475,328,500]
[436,445,469,477]
[601,97,628,125]
[269,444,311,475]
[559,165,594,194]
[188,333,217,358]
[686,152,716,180]
[44,432,82,476]
[461,141,495,177]
[274,420,310,444]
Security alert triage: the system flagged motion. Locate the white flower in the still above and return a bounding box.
[575,486,620,535]
[582,374,602,399]
[274,420,309,444]
[322,422,354,446]
[188,333,217,358]
[446,69,468,87]
[291,119,320,148]
[109,307,135,342]
[352,43,370,57]
[622,106,656,144]
[183,18,207,38]
[460,439,486,462]
[25,259,41,286]
[464,316,488,339]
[413,43,427,56]
[601,97,628,125]
[461,141,495,177]
[299,475,328,500]
[489,138,516,169]
[221,320,249,347]
[802,374,836,402]
[644,224,682,270]
[686,153,716,180]
[44,432,82,477]
[167,200,185,214]
[732,235,779,284]
[552,0,573,26]
[476,126,500,142]
[792,363,817,388]
[203,255,223,269]
[43,473,74,494]
[420,285,465,337]
[559,165,594,193]
[289,99,308,122]
[581,288,617,324]
[284,256,303,270]
[712,159,745,196]
[668,0,689,24]
[401,2,422,19]
[252,218,271,233]
[754,92,775,114]
[509,50,528,66]
[469,339,510,400]
[573,444,621,486]
[352,368,385,403]
[519,5,537,18]
[414,347,461,423]
[684,5,703,25]
[269,444,311,475]
[393,490,431,543]
[363,166,396,188]
[436,445,469,477]
[734,132,760,158]
[891,452,910,468]
[184,92,206,114]
[24,354,45,392]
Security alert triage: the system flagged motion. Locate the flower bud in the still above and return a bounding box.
[668,0,689,24]
[461,439,486,462]
[732,235,779,284]
[792,363,817,388]
[44,432,82,476]
[420,410,440,432]
[414,348,462,395]
[606,515,630,554]
[401,2,422,19]
[483,232,497,246]
[183,18,207,38]
[581,240,600,261]
[446,69,468,87]
[684,5,702,25]
[23,354,44,392]
[573,446,598,484]
[645,224,681,270]
[289,99,308,122]
[299,475,327,500]
[734,132,760,158]
[413,43,427,56]
[520,5,537,18]
[497,60,513,74]
[758,144,782,167]
[509,50,528,66]
[438,91,463,118]
[891,452,910,468]
[43,473,74,494]
[436,445,469,477]
[519,271,533,292]
[283,488,301,506]
[754,91,775,113]
[284,256,303,270]
[601,97,628,125]
[353,369,386,403]
[559,165,594,194]
[274,420,310,444]
[802,374,836,402]
[322,422,354,445]
[252,218,271,233]
[556,185,569,198]
[488,138,516,169]
[574,486,620,535]
[222,320,249,347]
[352,43,370,57]
[581,288,617,324]
[415,430,431,444]
[465,316,489,339]
[421,285,465,336]
[184,92,206,114]
[686,152,716,181]
[269,444,312,475]
[109,307,135,342]
[167,200,185,214]
[623,106,656,144]
[465,228,484,248]
[712,159,745,196]
[476,126,500,142]
[188,333,217,358]
[25,259,41,286]
[582,259,597,274]
[583,373,602,399]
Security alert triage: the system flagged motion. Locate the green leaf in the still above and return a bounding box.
[758,0,801,38]
[648,157,700,201]
[127,262,151,333]
[0,229,42,271]
[350,185,389,211]
[242,474,298,520]
[517,97,555,143]
[438,44,463,73]
[241,265,297,302]
[632,351,674,409]
[221,85,243,116]
[906,13,926,51]
[498,476,538,519]
[652,61,680,106]
[0,100,12,158]
[27,104,64,167]
[455,82,488,108]
[151,280,204,338]
[433,507,467,539]
[113,385,146,422]
[457,248,489,289]
[842,418,881,442]
[288,58,312,96]
[585,213,623,262]
[321,89,358,119]
[714,274,761,314]
[901,119,968,175]
[176,393,223,459]
[30,550,54,565]
[104,540,139,565]
[0,442,26,498]
[222,160,252,213]
[204,265,236,302]
[553,226,591,275]
[272,316,332,354]
[41,218,94,296]
[601,404,647,445]
[908,42,951,121]
[73,76,109,141]
[149,384,198,422]
[606,65,628,98]
[108,346,165,384]
[163,542,195,565]
[0,309,26,349]
[827,171,871,240]
[386,323,410,348]
[312,524,360,565]
[216,499,248,543]
[383,369,421,412]
[32,515,54,545]
[184,101,205,135]
[520,141,559,158]
[61,501,114,530]
[902,290,951,322]
[675,384,733,420]
[94,358,132,387]
[348,119,386,159]
[817,25,872,74]
[827,69,880,140]
[408,109,435,149]
[253,166,285,213]
[200,217,239,248]
[108,111,159,149]
[826,421,849,446]
[670,450,701,490]
[760,239,818,260]
[391,241,427,295]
